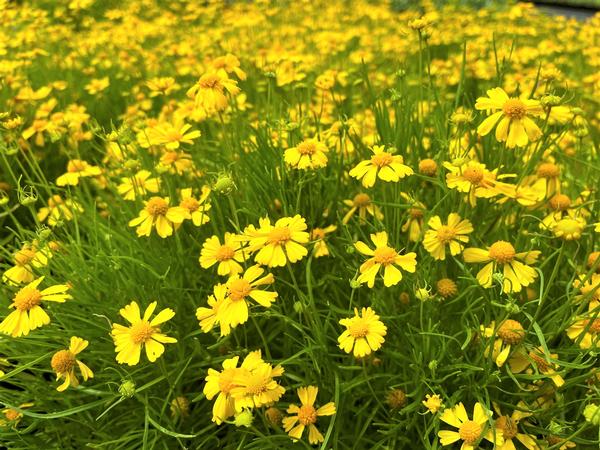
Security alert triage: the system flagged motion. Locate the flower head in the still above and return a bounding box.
[338,307,387,358]
[342,192,383,225]
[2,241,51,285]
[282,386,336,445]
[438,402,502,449]
[423,213,473,260]
[128,196,190,238]
[199,233,247,276]
[117,170,160,201]
[51,336,94,391]
[56,159,101,186]
[349,145,413,188]
[284,138,328,170]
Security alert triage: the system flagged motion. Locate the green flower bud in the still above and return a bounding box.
[349,279,361,289]
[213,174,236,195]
[234,410,253,428]
[584,404,600,425]
[118,380,136,398]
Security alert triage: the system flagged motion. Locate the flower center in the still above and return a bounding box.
[496,415,518,440]
[215,245,235,261]
[462,167,484,185]
[297,142,316,155]
[145,197,169,216]
[409,208,424,219]
[502,99,527,119]
[459,420,482,444]
[130,321,155,344]
[13,287,42,311]
[199,74,221,90]
[529,351,551,372]
[587,319,600,334]
[166,131,183,142]
[51,350,76,373]
[298,404,318,425]
[244,373,268,395]
[348,320,369,338]
[311,228,326,240]
[488,241,516,264]
[4,409,20,422]
[373,246,398,265]
[436,225,456,244]
[497,319,525,345]
[548,194,571,211]
[68,160,86,173]
[537,163,560,179]
[180,197,199,212]
[162,151,179,163]
[14,248,36,266]
[268,226,291,244]
[370,151,393,168]
[228,279,252,302]
[353,193,371,207]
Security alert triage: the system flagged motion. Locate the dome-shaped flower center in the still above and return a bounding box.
[548,194,571,211]
[419,158,437,175]
[537,163,560,179]
[298,404,318,425]
[199,74,221,90]
[297,142,316,155]
[268,226,291,244]
[162,151,179,163]
[311,228,326,240]
[462,167,484,185]
[502,99,527,120]
[488,241,516,264]
[145,197,169,216]
[215,244,235,261]
[459,420,482,444]
[244,373,268,395]
[228,279,252,302]
[373,246,398,265]
[436,225,456,244]
[496,415,518,439]
[4,409,21,422]
[165,130,183,142]
[497,319,525,345]
[51,350,76,373]
[130,321,155,344]
[352,193,371,207]
[348,319,369,338]
[409,208,424,219]
[13,287,42,311]
[437,278,457,298]
[180,197,199,212]
[529,351,551,372]
[14,248,36,266]
[370,151,393,168]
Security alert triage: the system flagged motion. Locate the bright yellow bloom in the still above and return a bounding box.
[200,233,247,276]
[2,241,51,285]
[508,347,564,387]
[240,215,309,267]
[338,307,387,358]
[475,87,543,148]
[566,303,600,349]
[311,225,337,257]
[284,138,328,170]
[480,319,526,367]
[146,77,180,97]
[211,54,246,80]
[128,196,190,238]
[203,355,240,424]
[84,77,109,95]
[138,119,201,150]
[493,402,538,450]
[444,160,510,207]
[342,193,383,225]
[196,283,230,336]
[438,402,503,449]
[56,159,101,186]
[158,149,194,175]
[37,195,82,226]
[187,72,240,112]
[0,277,71,337]
[573,273,600,304]
[354,231,417,287]
[117,170,160,201]
[51,336,93,392]
[552,216,586,241]
[423,213,473,260]
[111,301,177,366]
[463,241,541,293]
[179,187,211,227]
[0,402,33,427]
[283,386,336,445]
[349,145,413,188]
[423,394,443,414]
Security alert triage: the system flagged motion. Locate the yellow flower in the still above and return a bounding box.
[342,192,383,225]
[145,77,180,97]
[84,77,109,95]
[573,273,600,304]
[240,215,309,267]
[0,402,33,427]
[196,283,230,336]
[51,336,93,392]
[354,231,417,287]
[37,195,83,226]
[2,241,51,285]
[463,241,541,293]
[0,276,71,337]
[203,355,240,425]
[423,213,473,260]
[187,71,240,112]
[117,170,160,201]
[349,145,413,188]
[438,402,503,449]
[179,187,211,227]
[284,138,328,170]
[310,225,337,258]
[111,300,177,366]
[552,216,586,241]
[128,196,190,238]
[566,303,600,349]
[493,402,538,450]
[338,307,387,358]
[138,119,201,150]
[199,233,247,276]
[422,394,443,414]
[56,159,101,186]
[481,319,526,367]
[402,204,426,242]
[282,386,336,445]
[475,87,543,148]
[211,54,246,80]
[444,160,509,207]
[508,347,564,387]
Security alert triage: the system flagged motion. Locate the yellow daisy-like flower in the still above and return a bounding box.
[203,355,240,425]
[139,119,201,150]
[50,336,94,392]
[0,276,71,337]
[342,193,383,225]
[179,187,211,227]
[423,213,473,260]
[282,386,336,445]
[196,283,230,336]
[56,159,101,186]
[311,225,337,258]
[0,402,34,427]
[117,170,160,201]
[566,303,600,349]
[220,265,278,331]
[111,300,177,366]
[444,160,509,207]
[475,87,543,148]
[438,402,503,449]
[354,231,417,287]
[187,71,240,112]
[128,196,190,238]
[2,241,51,285]
[146,77,180,97]
[37,195,83,226]
[573,273,600,304]
[338,307,387,358]
[493,402,538,450]
[463,241,541,293]
[199,233,247,276]
[480,319,526,367]
[423,394,444,414]
[284,137,328,170]
[508,347,564,387]
[349,145,413,188]
[240,215,309,267]
[552,216,586,241]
